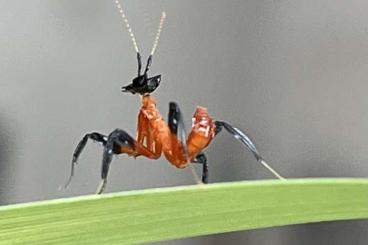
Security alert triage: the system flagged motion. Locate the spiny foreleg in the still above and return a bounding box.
[167,102,212,182]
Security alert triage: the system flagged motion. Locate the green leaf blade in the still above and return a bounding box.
[0,178,368,244]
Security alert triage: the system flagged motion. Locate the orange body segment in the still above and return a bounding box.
[127,95,216,168]
[187,106,216,159]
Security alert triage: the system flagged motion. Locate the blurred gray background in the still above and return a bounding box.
[0,0,368,244]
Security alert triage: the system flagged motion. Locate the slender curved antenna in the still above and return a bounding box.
[143,12,166,74]
[114,0,140,53]
[150,12,166,56]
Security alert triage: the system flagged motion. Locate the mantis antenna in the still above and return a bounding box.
[114,0,166,57]
[150,12,166,56]
[114,0,140,53]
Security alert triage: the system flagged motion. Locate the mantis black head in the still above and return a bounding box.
[121,53,161,95]
[115,1,166,95]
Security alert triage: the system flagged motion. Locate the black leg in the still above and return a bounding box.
[192,153,209,183]
[65,132,107,189]
[215,121,262,161]
[168,101,188,159]
[215,121,284,180]
[96,129,135,194]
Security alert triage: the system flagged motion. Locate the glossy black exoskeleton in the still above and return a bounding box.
[122,53,161,95]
